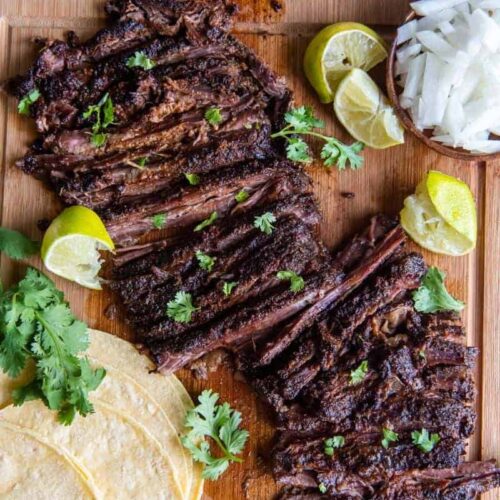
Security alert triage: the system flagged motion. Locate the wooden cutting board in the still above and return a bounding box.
[0,1,498,498]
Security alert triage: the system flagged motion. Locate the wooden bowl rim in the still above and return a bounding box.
[386,11,500,163]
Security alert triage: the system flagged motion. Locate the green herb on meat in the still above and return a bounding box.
[181,389,249,480]
[196,250,216,272]
[82,93,115,148]
[185,173,201,186]
[194,212,218,232]
[166,291,198,324]
[151,213,167,230]
[324,435,345,456]
[235,190,250,203]
[254,212,276,235]
[222,281,238,297]
[205,107,223,126]
[412,428,440,453]
[0,267,106,425]
[381,427,399,449]
[277,270,305,293]
[350,360,369,385]
[18,89,41,116]
[126,51,156,70]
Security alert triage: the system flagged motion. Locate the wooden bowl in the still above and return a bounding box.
[386,12,500,162]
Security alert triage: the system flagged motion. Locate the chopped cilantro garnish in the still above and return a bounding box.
[271,106,364,170]
[412,428,440,453]
[166,291,198,324]
[277,270,305,293]
[350,360,369,385]
[126,51,156,70]
[196,250,216,272]
[18,88,41,116]
[194,212,218,232]
[254,212,276,235]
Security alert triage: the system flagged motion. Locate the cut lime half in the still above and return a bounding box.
[304,22,388,103]
[41,206,114,290]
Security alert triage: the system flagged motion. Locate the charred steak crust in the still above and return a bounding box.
[6,1,499,498]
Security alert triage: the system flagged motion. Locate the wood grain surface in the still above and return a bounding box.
[0,1,498,499]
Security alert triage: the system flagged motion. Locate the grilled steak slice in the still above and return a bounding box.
[103,160,310,245]
[125,217,324,329]
[254,224,407,367]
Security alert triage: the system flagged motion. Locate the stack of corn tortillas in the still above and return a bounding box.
[0,330,203,500]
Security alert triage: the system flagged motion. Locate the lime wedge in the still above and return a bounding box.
[41,206,114,290]
[334,68,405,149]
[401,171,477,256]
[304,22,388,103]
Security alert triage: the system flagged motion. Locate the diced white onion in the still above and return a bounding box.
[478,0,500,8]
[397,0,500,152]
[411,0,468,16]
[397,20,418,44]
[397,43,423,63]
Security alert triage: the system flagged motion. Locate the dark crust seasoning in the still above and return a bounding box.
[6,0,500,498]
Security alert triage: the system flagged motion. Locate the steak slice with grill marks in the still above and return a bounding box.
[103,159,310,246]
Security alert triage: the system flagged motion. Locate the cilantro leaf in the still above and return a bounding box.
[222,281,238,297]
[126,50,156,70]
[411,428,440,453]
[324,435,345,456]
[350,360,369,385]
[196,250,216,272]
[412,267,464,313]
[321,139,364,170]
[135,157,148,168]
[284,106,324,132]
[205,107,223,126]
[0,227,40,260]
[277,270,305,293]
[381,427,399,449]
[18,89,41,116]
[272,106,365,170]
[0,267,105,424]
[318,483,327,494]
[182,389,249,480]
[254,212,276,235]
[151,213,167,230]
[194,212,218,232]
[82,93,115,148]
[235,190,250,203]
[286,138,312,163]
[166,291,198,323]
[185,173,200,186]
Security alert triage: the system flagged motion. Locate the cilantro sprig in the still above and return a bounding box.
[277,270,305,293]
[222,281,238,297]
[254,212,276,235]
[412,428,440,453]
[271,106,364,170]
[350,360,369,385]
[82,92,115,147]
[196,250,216,272]
[413,267,464,314]
[18,88,41,116]
[194,212,218,232]
[126,51,156,70]
[381,427,399,449]
[151,213,167,230]
[0,268,106,425]
[185,173,200,186]
[205,107,223,126]
[0,227,39,260]
[181,389,249,480]
[324,435,345,456]
[166,291,198,324]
